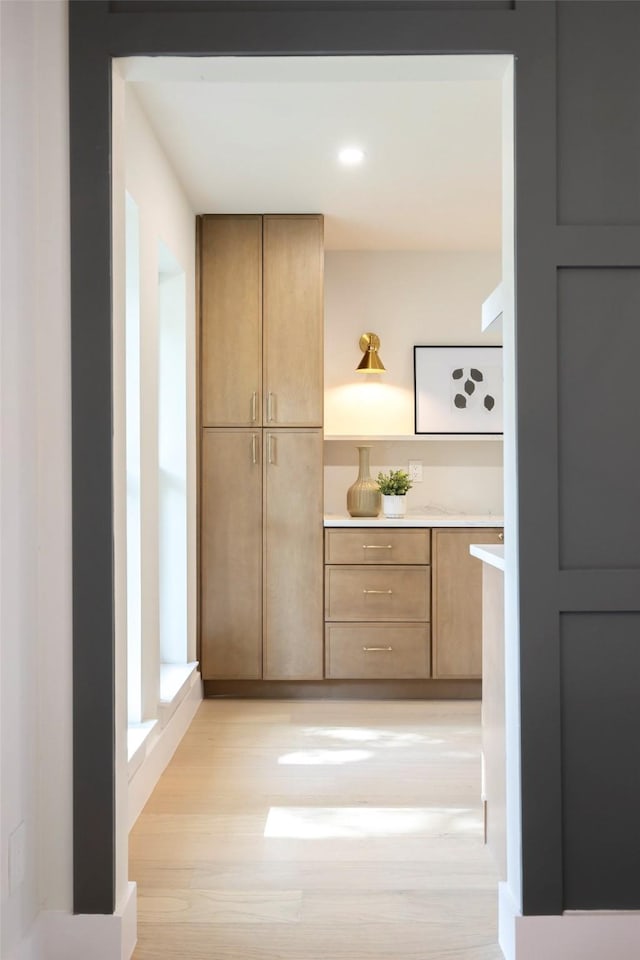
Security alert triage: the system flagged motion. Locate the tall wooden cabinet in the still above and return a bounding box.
[200,214,323,428]
[431,527,503,679]
[199,214,324,682]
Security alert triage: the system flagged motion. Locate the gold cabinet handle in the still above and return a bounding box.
[251,433,258,465]
[362,544,393,550]
[363,646,393,652]
[268,433,275,464]
[498,532,504,542]
[363,589,393,595]
[251,391,257,423]
[266,391,274,422]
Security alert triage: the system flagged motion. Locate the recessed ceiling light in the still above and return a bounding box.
[338,146,366,167]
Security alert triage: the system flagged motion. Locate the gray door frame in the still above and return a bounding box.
[70,0,640,921]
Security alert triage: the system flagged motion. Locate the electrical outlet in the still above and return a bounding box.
[408,460,423,483]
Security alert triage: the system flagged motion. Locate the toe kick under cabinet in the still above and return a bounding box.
[324,529,431,679]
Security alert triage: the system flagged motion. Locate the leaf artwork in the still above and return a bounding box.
[414,346,502,434]
[450,366,495,416]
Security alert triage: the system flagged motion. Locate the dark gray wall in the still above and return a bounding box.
[69,0,640,918]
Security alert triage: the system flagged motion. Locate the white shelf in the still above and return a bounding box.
[481,281,504,333]
[323,434,503,442]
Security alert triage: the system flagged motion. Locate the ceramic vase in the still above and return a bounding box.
[346,446,381,517]
[382,494,407,519]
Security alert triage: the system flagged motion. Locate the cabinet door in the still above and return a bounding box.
[263,429,324,679]
[432,528,503,679]
[263,216,323,427]
[201,429,263,679]
[201,216,262,426]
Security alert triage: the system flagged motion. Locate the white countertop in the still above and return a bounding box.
[469,544,505,570]
[324,514,504,528]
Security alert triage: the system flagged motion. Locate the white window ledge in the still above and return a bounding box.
[127,719,158,765]
[127,661,200,776]
[160,661,198,704]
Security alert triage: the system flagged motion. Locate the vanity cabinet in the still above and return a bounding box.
[431,527,503,679]
[324,528,431,679]
[200,214,323,428]
[201,428,323,681]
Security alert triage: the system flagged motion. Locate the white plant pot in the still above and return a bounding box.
[382,495,407,519]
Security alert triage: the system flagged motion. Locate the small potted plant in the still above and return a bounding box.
[376,469,413,518]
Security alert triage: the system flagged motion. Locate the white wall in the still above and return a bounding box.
[1,2,73,957]
[121,85,198,707]
[325,250,501,435]
[324,438,503,516]
[112,73,197,913]
[324,251,503,516]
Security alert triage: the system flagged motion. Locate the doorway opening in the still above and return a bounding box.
[113,51,517,955]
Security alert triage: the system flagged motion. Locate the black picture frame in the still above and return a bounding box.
[413,344,503,435]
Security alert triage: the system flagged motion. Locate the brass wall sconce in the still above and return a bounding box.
[356,333,386,373]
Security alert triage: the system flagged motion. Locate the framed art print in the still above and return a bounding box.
[414,345,503,435]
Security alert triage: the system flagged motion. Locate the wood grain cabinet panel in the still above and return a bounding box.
[263,216,324,427]
[325,623,431,679]
[201,429,263,679]
[264,430,324,680]
[432,527,503,679]
[199,214,323,428]
[325,566,430,622]
[201,429,324,682]
[200,216,262,427]
[325,528,430,565]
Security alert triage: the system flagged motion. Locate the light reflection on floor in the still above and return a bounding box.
[263,805,482,839]
[278,749,373,765]
[303,726,445,746]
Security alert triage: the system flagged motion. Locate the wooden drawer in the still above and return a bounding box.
[325,623,430,679]
[325,565,430,621]
[325,528,430,565]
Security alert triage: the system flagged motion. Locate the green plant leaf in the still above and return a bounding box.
[375,469,413,495]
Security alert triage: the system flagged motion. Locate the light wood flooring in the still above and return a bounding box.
[130,699,503,959]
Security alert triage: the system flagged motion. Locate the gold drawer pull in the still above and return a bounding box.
[362,544,393,550]
[498,532,504,542]
[363,646,393,652]
[363,589,393,595]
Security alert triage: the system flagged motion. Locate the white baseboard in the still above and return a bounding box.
[9,673,201,960]
[128,668,202,828]
[11,918,40,960]
[516,912,640,960]
[12,882,137,960]
[500,886,640,960]
[498,881,519,960]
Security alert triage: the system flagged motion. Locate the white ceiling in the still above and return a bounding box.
[123,55,507,252]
